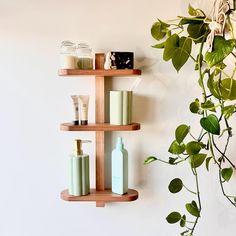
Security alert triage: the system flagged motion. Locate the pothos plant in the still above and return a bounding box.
[145,2,236,236]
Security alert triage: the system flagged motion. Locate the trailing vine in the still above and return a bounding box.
[145,2,236,235]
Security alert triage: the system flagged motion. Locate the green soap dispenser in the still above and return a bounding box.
[69,139,91,196]
[111,137,128,195]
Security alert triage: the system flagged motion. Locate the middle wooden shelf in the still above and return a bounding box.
[60,122,141,131]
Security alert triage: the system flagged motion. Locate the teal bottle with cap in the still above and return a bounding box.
[111,137,128,195]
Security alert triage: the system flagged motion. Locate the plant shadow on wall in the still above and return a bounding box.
[145,1,236,236]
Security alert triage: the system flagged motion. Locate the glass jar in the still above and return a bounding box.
[60,41,76,69]
[77,43,93,69]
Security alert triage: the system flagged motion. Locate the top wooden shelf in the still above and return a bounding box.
[58,69,142,76]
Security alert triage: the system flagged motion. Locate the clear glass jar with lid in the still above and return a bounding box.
[60,41,76,69]
[77,43,93,69]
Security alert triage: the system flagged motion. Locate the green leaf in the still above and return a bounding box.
[200,114,220,135]
[214,62,227,76]
[180,215,186,228]
[234,197,236,203]
[222,105,235,119]
[169,157,178,165]
[201,100,216,112]
[144,156,157,165]
[151,20,170,41]
[166,212,182,224]
[219,78,236,100]
[152,42,165,48]
[175,124,190,144]
[190,98,201,114]
[186,141,202,155]
[179,17,204,25]
[205,36,235,67]
[188,4,204,17]
[206,156,213,171]
[163,34,179,61]
[172,36,192,72]
[187,22,209,43]
[186,201,200,217]
[207,73,221,99]
[221,167,233,182]
[168,178,183,193]
[189,153,207,168]
[168,140,185,154]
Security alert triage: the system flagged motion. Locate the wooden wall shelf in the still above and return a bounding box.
[59,54,142,207]
[61,189,138,203]
[58,69,141,76]
[60,122,141,131]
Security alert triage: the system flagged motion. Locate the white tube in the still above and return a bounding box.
[71,95,79,125]
[78,95,89,125]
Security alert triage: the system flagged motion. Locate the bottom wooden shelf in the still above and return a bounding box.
[61,188,139,203]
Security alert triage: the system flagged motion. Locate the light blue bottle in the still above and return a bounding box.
[112,137,128,195]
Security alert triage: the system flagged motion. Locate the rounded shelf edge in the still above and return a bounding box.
[61,189,139,202]
[60,122,141,131]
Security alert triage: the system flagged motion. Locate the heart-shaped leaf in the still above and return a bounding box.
[172,36,192,72]
[221,167,233,182]
[151,20,170,41]
[144,156,157,165]
[168,140,185,154]
[175,124,190,144]
[189,99,201,114]
[166,212,182,224]
[186,141,202,155]
[200,114,220,135]
[187,22,209,43]
[205,36,235,67]
[189,153,207,168]
[219,78,236,100]
[163,34,179,61]
[207,73,221,99]
[168,178,183,193]
[186,201,200,217]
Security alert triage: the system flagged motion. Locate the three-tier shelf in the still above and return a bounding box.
[59,54,142,207]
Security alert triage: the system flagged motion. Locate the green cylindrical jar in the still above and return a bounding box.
[77,43,93,69]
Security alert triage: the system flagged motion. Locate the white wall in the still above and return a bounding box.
[1,0,236,235]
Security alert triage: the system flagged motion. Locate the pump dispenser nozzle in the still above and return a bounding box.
[74,139,92,156]
[116,137,124,150]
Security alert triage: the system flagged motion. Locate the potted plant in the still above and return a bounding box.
[145,1,236,235]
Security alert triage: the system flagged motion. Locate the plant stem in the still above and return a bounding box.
[212,136,235,169]
[190,168,201,234]
[219,169,236,207]
[183,184,197,195]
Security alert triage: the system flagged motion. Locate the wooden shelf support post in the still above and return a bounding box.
[95,54,106,207]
